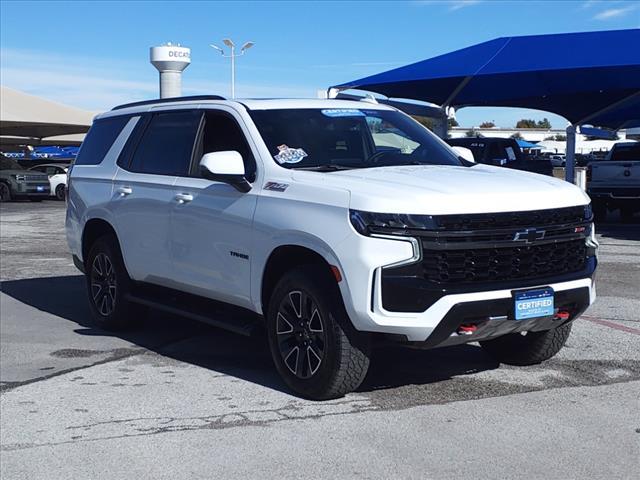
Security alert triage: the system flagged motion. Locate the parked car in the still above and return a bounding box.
[0,155,50,202]
[29,163,69,200]
[67,96,597,400]
[446,137,553,176]
[588,142,640,221]
[548,154,566,167]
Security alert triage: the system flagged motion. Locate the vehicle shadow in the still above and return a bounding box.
[0,275,499,397]
[595,211,640,241]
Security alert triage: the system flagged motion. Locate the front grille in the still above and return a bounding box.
[434,206,585,231]
[422,239,587,284]
[23,174,48,182]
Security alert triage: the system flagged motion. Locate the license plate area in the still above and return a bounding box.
[513,287,554,320]
[36,186,44,192]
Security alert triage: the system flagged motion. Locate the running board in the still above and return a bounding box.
[124,285,259,337]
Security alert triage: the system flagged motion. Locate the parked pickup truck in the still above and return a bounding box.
[66,96,598,399]
[588,142,640,221]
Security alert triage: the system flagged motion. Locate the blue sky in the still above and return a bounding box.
[1,0,638,127]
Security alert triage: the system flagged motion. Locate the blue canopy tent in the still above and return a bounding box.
[516,139,543,150]
[332,29,640,182]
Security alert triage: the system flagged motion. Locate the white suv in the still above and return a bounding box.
[66,96,598,399]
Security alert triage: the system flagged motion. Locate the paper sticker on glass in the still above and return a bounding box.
[274,144,308,164]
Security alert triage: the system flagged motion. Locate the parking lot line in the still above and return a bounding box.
[582,315,640,335]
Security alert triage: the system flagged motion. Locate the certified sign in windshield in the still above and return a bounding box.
[321,109,365,117]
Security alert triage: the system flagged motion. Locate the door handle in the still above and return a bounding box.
[175,193,194,204]
[117,186,132,196]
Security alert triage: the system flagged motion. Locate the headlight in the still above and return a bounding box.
[13,174,26,181]
[349,209,437,236]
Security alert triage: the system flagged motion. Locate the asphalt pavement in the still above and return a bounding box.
[1,200,639,479]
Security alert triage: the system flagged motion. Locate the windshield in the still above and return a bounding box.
[0,156,24,170]
[249,108,463,170]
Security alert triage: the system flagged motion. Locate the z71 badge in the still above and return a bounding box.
[264,182,289,192]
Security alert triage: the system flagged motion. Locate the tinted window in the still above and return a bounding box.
[75,116,130,165]
[250,109,462,170]
[609,143,640,161]
[196,112,256,181]
[0,156,24,170]
[130,111,202,176]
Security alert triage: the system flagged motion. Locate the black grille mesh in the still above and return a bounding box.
[422,239,587,284]
[435,206,585,231]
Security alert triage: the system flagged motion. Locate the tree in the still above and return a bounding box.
[412,116,435,131]
[479,121,495,128]
[516,118,552,129]
[537,118,552,129]
[516,119,537,128]
[544,134,566,141]
[465,128,482,138]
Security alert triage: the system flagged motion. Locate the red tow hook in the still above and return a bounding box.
[457,323,478,335]
[554,310,571,321]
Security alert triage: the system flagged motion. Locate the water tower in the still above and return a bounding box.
[150,43,191,98]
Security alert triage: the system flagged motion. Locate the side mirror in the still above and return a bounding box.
[451,146,475,163]
[199,151,251,193]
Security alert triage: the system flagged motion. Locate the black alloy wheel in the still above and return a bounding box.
[276,290,327,379]
[267,265,371,400]
[90,253,117,316]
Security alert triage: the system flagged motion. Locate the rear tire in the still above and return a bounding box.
[85,234,141,330]
[0,183,11,202]
[266,265,371,400]
[55,184,66,201]
[480,323,572,366]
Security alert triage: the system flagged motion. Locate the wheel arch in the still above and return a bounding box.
[260,245,341,316]
[81,218,120,267]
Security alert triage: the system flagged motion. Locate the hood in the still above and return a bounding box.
[292,164,589,215]
[1,169,30,176]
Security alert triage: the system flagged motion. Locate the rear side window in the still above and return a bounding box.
[75,116,130,165]
[129,111,202,176]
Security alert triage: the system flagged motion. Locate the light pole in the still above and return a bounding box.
[210,39,255,99]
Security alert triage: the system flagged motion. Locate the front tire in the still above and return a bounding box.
[55,184,66,201]
[0,183,11,202]
[267,265,371,400]
[85,234,139,330]
[480,323,572,366]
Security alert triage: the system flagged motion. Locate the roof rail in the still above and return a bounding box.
[112,95,226,111]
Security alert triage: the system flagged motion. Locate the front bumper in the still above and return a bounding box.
[359,275,595,343]
[15,182,50,196]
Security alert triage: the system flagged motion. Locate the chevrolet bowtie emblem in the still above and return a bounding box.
[513,228,546,243]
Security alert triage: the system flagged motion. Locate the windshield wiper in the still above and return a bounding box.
[294,165,356,172]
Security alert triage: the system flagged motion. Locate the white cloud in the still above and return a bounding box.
[448,0,482,11]
[0,47,313,111]
[593,4,637,20]
[412,0,482,10]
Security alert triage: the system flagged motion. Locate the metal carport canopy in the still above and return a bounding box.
[332,29,640,131]
[0,86,94,139]
[333,29,640,184]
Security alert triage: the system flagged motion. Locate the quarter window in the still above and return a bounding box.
[75,116,130,165]
[130,111,202,176]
